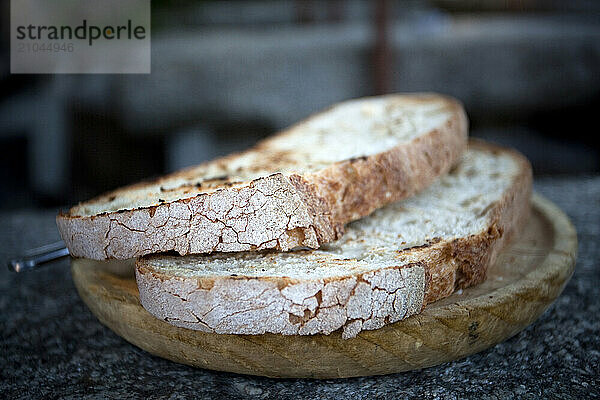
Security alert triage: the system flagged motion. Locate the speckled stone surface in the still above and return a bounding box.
[1,176,598,400]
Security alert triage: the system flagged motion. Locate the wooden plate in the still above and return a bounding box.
[71,194,577,379]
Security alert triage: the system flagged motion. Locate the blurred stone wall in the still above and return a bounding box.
[1,1,599,208]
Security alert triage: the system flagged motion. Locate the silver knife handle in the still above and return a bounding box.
[7,241,70,273]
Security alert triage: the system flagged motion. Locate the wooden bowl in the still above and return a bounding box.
[71,194,576,378]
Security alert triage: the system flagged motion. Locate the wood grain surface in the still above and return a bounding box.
[71,194,577,379]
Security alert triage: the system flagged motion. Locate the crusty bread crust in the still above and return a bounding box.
[57,94,468,260]
[421,140,532,304]
[309,104,467,223]
[135,141,533,338]
[136,260,427,340]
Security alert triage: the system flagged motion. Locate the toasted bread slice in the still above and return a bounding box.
[136,141,532,339]
[58,93,467,260]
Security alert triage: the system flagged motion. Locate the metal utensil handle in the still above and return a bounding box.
[7,241,70,273]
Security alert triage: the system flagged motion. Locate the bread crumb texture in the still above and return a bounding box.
[136,143,532,338]
[58,94,467,259]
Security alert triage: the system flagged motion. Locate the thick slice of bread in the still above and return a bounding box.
[57,93,467,260]
[136,141,532,339]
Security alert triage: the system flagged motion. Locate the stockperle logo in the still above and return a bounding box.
[11,0,150,74]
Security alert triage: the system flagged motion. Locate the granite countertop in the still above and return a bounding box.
[1,176,598,399]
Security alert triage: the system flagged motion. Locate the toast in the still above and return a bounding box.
[136,141,532,339]
[57,93,467,260]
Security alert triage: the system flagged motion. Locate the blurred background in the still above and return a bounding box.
[1,0,599,211]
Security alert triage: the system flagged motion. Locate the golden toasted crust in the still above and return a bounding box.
[310,97,467,223]
[135,141,533,338]
[57,94,468,260]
